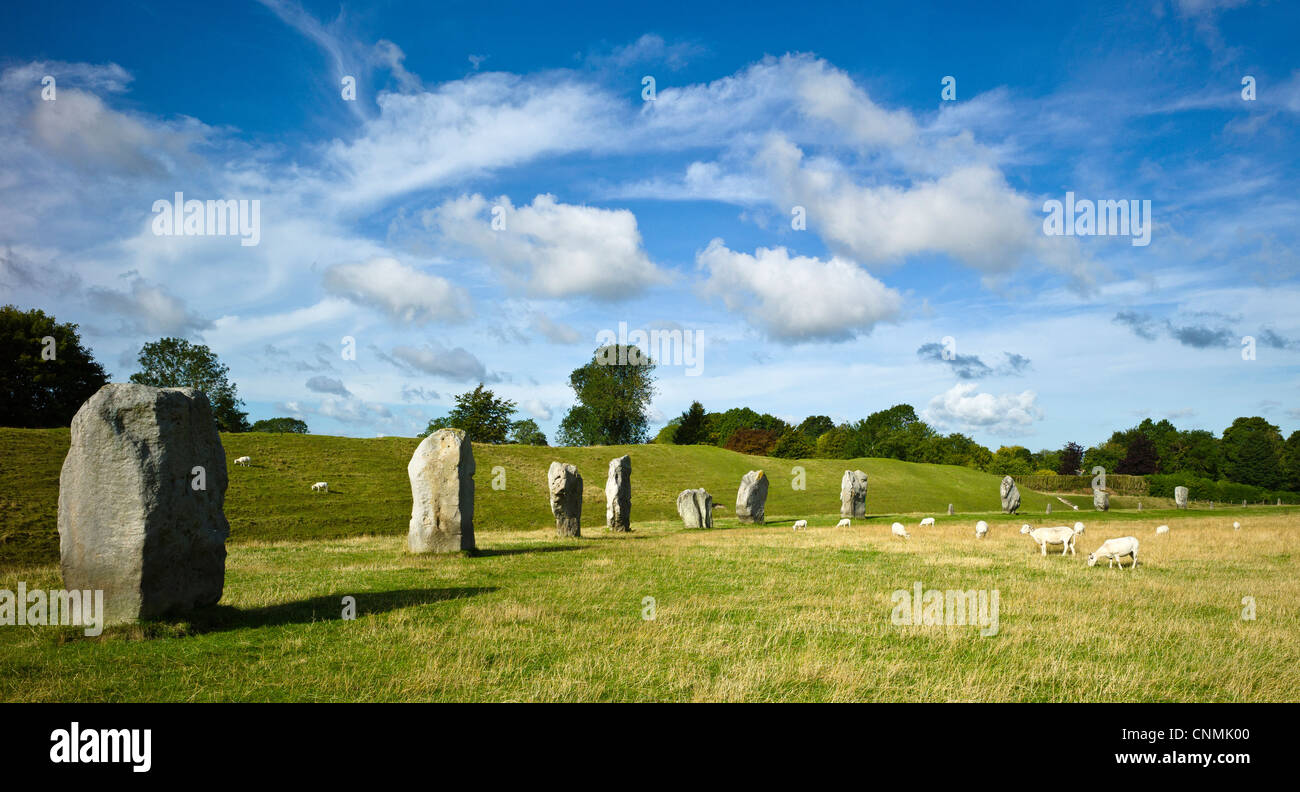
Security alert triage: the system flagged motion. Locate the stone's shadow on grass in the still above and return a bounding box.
[474,545,586,558]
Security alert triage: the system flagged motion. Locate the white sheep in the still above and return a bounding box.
[234,456,251,467]
[1233,521,1241,530]
[792,519,808,531]
[891,521,910,539]
[975,520,988,539]
[1073,521,1085,535]
[1155,524,1169,535]
[311,481,328,493]
[919,517,935,527]
[1088,537,1139,570]
[1020,524,1081,556]
[836,518,851,528]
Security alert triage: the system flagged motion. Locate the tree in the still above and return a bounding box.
[705,407,788,447]
[509,418,548,446]
[815,426,853,459]
[1164,429,1220,479]
[797,415,835,440]
[673,401,708,445]
[653,419,681,444]
[1282,431,1300,492]
[771,430,815,459]
[723,428,781,455]
[1,306,109,428]
[250,417,308,433]
[556,345,656,446]
[990,446,1033,476]
[420,384,517,443]
[1116,431,1158,475]
[1058,442,1084,475]
[1221,417,1284,489]
[129,337,249,432]
[1082,441,1124,477]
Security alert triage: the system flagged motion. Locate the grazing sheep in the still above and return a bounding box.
[1073,521,1085,535]
[975,520,988,539]
[1088,537,1139,570]
[836,518,851,528]
[891,521,910,539]
[311,481,328,493]
[234,456,251,467]
[1233,521,1241,530]
[792,519,808,531]
[919,517,935,527]
[1155,524,1170,535]
[1020,524,1080,556]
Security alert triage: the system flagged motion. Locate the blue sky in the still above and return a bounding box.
[2,0,1298,449]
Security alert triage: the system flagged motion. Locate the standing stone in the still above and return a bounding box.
[605,455,631,532]
[407,428,475,553]
[58,384,229,624]
[1138,501,1142,511]
[677,488,714,529]
[548,462,582,537]
[736,470,769,524]
[840,470,868,518]
[1046,503,1052,514]
[1093,488,1110,511]
[947,503,954,516]
[999,476,1020,514]
[1174,486,1189,509]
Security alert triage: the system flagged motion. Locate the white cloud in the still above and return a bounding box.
[424,194,667,300]
[305,375,351,397]
[530,312,581,344]
[696,239,902,342]
[84,277,211,336]
[322,257,470,324]
[388,341,489,382]
[923,383,1044,436]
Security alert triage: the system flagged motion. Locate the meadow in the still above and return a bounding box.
[1,428,1296,701]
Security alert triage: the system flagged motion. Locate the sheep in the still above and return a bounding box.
[1020,524,1081,556]
[1155,524,1169,535]
[1233,521,1241,530]
[1088,537,1139,570]
[792,519,808,531]
[891,521,910,539]
[975,520,988,539]
[311,481,328,493]
[1073,521,1085,535]
[836,518,851,528]
[919,517,935,527]
[233,456,251,467]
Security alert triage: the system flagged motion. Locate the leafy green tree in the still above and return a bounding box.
[1163,430,1220,478]
[1,305,109,427]
[509,418,548,446]
[250,417,308,433]
[990,446,1033,476]
[1221,417,1284,488]
[1082,441,1124,477]
[723,428,781,455]
[1116,431,1158,475]
[1282,431,1300,492]
[420,384,517,443]
[797,415,835,440]
[130,337,249,432]
[1057,441,1085,475]
[705,407,788,447]
[556,345,656,446]
[815,426,853,459]
[653,418,681,444]
[673,401,708,445]
[771,430,815,459]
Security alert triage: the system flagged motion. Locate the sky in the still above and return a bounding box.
[1,0,1298,449]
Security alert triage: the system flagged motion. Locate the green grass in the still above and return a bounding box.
[2,428,1297,701]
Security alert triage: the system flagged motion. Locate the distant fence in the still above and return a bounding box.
[1012,474,1149,496]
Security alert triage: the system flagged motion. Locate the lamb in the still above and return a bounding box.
[891,521,910,539]
[311,481,328,493]
[234,456,251,467]
[1088,537,1139,569]
[975,520,988,539]
[1155,524,1169,535]
[836,518,851,528]
[919,517,935,527]
[792,519,808,531]
[1020,524,1081,555]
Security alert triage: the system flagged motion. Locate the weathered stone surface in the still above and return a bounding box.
[1046,503,1052,514]
[1174,486,1189,509]
[1000,476,1020,514]
[605,455,631,532]
[407,429,475,553]
[840,470,868,518]
[735,470,769,524]
[947,503,954,516]
[58,384,229,624]
[1093,488,1110,511]
[548,461,582,537]
[677,488,714,528]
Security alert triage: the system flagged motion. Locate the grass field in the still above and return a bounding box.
[1,428,1297,701]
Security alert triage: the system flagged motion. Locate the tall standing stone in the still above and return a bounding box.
[736,470,769,524]
[605,455,631,532]
[1174,486,1189,509]
[1093,488,1110,511]
[840,470,868,518]
[407,428,475,553]
[677,488,714,529]
[548,462,582,537]
[58,384,229,624]
[999,476,1020,514]
[1046,502,1052,514]
[947,503,954,516]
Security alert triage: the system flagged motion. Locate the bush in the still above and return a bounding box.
[771,430,815,459]
[723,428,781,456]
